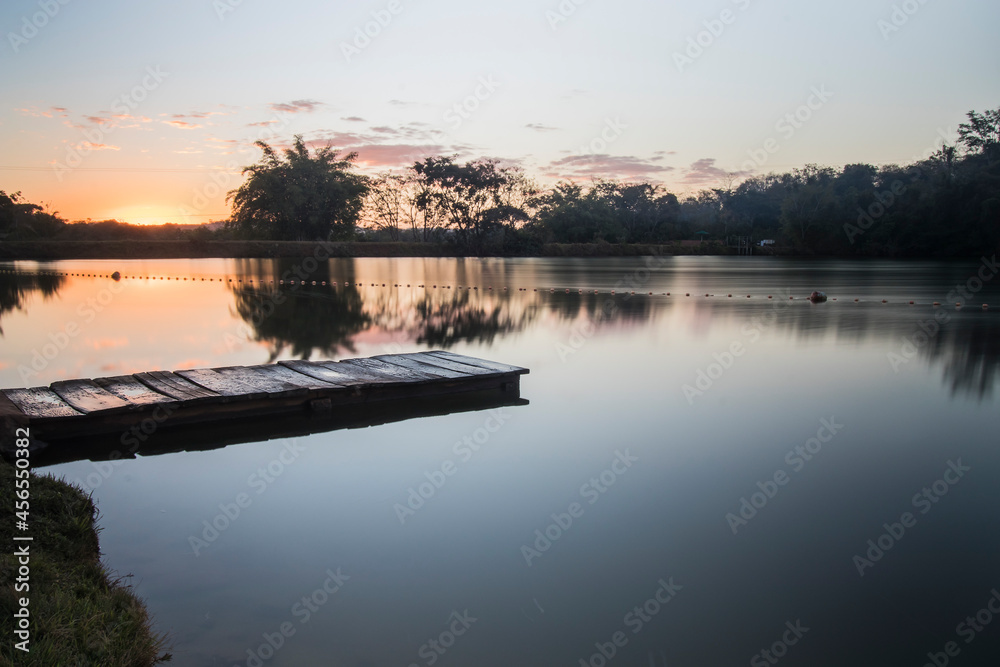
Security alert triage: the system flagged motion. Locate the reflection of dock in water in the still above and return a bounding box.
[0,351,528,466]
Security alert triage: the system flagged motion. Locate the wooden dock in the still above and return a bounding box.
[0,351,528,465]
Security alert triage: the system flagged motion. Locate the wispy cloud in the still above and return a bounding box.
[172,109,235,119]
[546,154,673,180]
[77,141,120,151]
[526,123,559,132]
[268,99,324,114]
[165,120,203,129]
[352,143,452,167]
[342,116,366,122]
[679,158,746,185]
[18,106,69,118]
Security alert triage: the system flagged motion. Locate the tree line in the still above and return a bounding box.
[2,107,997,257]
[226,106,1000,256]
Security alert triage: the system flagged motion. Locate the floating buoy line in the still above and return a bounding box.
[0,269,993,310]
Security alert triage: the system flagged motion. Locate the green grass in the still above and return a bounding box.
[0,458,171,666]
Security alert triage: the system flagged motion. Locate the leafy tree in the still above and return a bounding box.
[411,156,535,254]
[226,135,368,241]
[958,107,1000,164]
[0,190,65,240]
[365,172,439,241]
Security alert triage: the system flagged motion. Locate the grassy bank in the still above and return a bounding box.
[0,458,169,666]
[0,239,742,260]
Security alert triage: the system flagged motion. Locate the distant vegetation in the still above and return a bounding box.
[2,107,997,257]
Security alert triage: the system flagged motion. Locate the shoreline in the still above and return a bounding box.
[0,240,744,261]
[0,457,170,665]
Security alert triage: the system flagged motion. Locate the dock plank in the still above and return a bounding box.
[282,360,397,385]
[400,352,500,376]
[340,357,438,382]
[373,354,473,379]
[213,367,309,398]
[243,364,344,391]
[279,360,373,386]
[176,369,268,399]
[94,376,178,406]
[428,351,528,375]
[2,387,84,419]
[318,361,404,383]
[135,371,221,401]
[51,379,133,414]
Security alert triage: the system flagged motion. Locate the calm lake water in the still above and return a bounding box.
[2,256,999,666]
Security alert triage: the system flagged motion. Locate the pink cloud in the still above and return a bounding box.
[269,99,325,114]
[546,154,673,181]
[77,141,120,151]
[165,120,203,129]
[679,158,748,185]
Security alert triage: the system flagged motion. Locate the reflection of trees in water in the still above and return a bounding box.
[412,291,534,347]
[228,258,369,360]
[223,258,999,398]
[0,271,65,335]
[689,300,1000,399]
[361,285,538,348]
[927,322,1000,399]
[231,285,369,361]
[541,291,656,326]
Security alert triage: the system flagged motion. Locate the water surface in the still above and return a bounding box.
[2,256,998,666]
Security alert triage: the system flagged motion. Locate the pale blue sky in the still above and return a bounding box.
[1,0,998,223]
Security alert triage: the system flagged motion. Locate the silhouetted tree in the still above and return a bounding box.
[411,156,535,254]
[226,136,368,241]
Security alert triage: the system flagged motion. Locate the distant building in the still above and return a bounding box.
[758,239,775,246]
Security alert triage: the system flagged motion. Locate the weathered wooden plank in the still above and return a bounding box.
[373,354,473,379]
[242,364,344,391]
[94,375,178,406]
[2,387,84,419]
[176,368,267,399]
[279,360,372,386]
[135,371,221,401]
[340,357,438,382]
[401,352,499,376]
[428,351,528,375]
[318,361,403,383]
[213,367,310,398]
[51,379,132,414]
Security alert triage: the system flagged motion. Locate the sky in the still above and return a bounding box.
[1,0,998,225]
